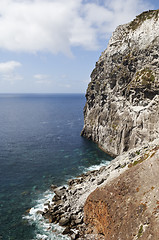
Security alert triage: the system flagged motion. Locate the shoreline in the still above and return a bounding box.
[35,139,159,239]
[98,144,117,158]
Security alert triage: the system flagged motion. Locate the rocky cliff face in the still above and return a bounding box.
[81,10,159,156]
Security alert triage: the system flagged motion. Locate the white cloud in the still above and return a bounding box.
[0,61,22,83]
[0,61,21,73]
[34,74,49,80]
[2,73,23,84]
[34,74,51,84]
[0,0,153,55]
[59,83,71,89]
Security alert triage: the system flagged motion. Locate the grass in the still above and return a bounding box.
[129,67,155,90]
[137,225,143,238]
[136,151,140,155]
[128,153,149,168]
[129,10,159,31]
[128,159,143,168]
[120,163,126,168]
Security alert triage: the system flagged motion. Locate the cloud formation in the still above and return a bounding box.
[0,0,153,55]
[0,61,21,73]
[34,74,51,84]
[0,61,22,83]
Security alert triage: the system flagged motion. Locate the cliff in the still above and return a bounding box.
[81,10,159,156]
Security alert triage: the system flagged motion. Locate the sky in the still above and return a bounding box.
[0,0,158,93]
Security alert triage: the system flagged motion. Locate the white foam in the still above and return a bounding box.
[82,160,110,173]
[23,190,70,240]
[41,121,49,125]
[24,160,110,239]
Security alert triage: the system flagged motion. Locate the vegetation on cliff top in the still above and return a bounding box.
[129,9,159,30]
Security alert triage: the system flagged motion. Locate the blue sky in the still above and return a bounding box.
[0,0,158,93]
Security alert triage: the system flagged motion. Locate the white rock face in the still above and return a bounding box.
[81,10,159,156]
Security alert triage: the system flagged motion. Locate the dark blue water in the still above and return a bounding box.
[0,94,112,240]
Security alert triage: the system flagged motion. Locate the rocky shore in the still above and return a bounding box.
[40,138,159,239]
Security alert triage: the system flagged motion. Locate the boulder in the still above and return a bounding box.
[59,217,70,226]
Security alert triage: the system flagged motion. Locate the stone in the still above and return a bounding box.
[62,227,72,235]
[74,218,83,225]
[42,211,52,220]
[59,217,70,226]
[97,178,105,185]
[36,210,43,215]
[50,185,57,190]
[54,186,66,197]
[52,194,61,201]
[51,205,58,212]
[71,231,79,240]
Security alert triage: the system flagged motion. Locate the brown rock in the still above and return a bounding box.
[59,217,70,226]
[84,148,159,239]
[62,227,72,235]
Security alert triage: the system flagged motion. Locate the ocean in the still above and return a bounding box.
[0,93,112,240]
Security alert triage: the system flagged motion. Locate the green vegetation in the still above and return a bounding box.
[137,68,154,82]
[128,159,143,168]
[136,150,140,155]
[129,10,159,31]
[140,68,155,85]
[128,153,149,168]
[137,225,143,238]
[95,81,101,92]
[112,124,118,130]
[120,163,126,168]
[129,67,155,89]
[122,52,136,63]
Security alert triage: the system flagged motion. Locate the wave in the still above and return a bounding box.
[23,190,70,240]
[79,160,110,173]
[24,160,110,239]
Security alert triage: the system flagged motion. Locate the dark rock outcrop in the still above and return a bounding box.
[81,10,159,156]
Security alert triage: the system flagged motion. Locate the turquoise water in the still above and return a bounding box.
[0,94,112,240]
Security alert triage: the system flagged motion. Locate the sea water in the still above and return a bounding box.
[0,94,112,240]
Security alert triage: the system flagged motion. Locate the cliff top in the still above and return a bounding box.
[129,9,159,30]
[104,9,159,56]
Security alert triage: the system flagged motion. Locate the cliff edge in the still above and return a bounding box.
[81,10,159,156]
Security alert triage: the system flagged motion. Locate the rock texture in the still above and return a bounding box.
[81,10,159,156]
[84,144,159,240]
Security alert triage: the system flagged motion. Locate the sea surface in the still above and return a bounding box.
[0,93,112,240]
